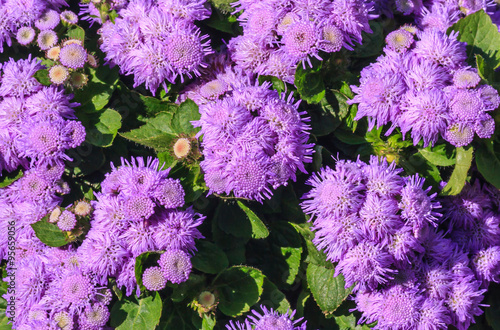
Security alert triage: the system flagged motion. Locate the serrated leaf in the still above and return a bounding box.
[201,314,216,330]
[171,99,201,135]
[214,201,253,239]
[476,141,500,189]
[139,95,179,117]
[31,217,70,247]
[260,278,291,314]
[110,292,163,329]
[86,108,122,147]
[74,66,119,112]
[335,314,372,330]
[441,146,474,196]
[67,26,85,41]
[34,69,51,86]
[418,144,456,167]
[0,168,23,188]
[449,10,500,69]
[271,222,302,286]
[291,222,332,268]
[212,266,265,317]
[237,201,269,239]
[306,263,352,315]
[191,240,229,274]
[170,274,205,303]
[295,60,325,104]
[120,113,177,152]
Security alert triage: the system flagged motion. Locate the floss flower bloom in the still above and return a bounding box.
[349,26,499,147]
[77,156,205,295]
[98,0,213,95]
[302,156,500,329]
[189,62,314,202]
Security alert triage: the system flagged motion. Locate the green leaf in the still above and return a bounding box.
[170,274,205,303]
[139,95,179,117]
[201,314,216,330]
[258,75,286,94]
[85,109,122,147]
[214,201,253,239]
[335,314,372,330]
[485,283,500,329]
[291,222,332,269]
[441,146,474,196]
[237,201,269,239]
[352,21,385,58]
[0,168,23,188]
[418,144,456,167]
[191,240,229,274]
[31,217,70,247]
[295,61,325,104]
[120,113,177,152]
[268,222,302,286]
[34,69,51,86]
[307,263,352,315]
[476,141,500,189]
[110,292,163,329]
[171,99,201,135]
[157,301,197,330]
[134,252,161,293]
[74,66,119,112]
[449,10,500,69]
[66,26,85,41]
[212,266,265,317]
[260,278,291,314]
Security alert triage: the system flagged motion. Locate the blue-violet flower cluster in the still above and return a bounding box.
[0,56,85,173]
[77,157,205,296]
[188,60,314,202]
[302,156,500,329]
[229,0,376,83]
[349,26,499,147]
[98,0,213,95]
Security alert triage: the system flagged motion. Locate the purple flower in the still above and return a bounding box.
[158,249,192,284]
[37,30,58,50]
[472,246,500,283]
[282,20,322,68]
[59,43,87,69]
[35,9,60,30]
[16,26,36,46]
[414,30,466,70]
[153,208,205,252]
[447,277,486,329]
[0,55,43,97]
[372,285,422,329]
[336,241,395,292]
[142,266,167,291]
[80,303,110,328]
[57,210,77,231]
[398,89,450,147]
[385,29,414,53]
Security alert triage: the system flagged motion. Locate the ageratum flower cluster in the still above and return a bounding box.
[420,1,500,32]
[188,61,314,202]
[99,0,213,95]
[226,305,307,330]
[5,248,113,329]
[349,26,499,147]
[0,164,69,262]
[229,0,375,83]
[301,156,500,329]
[0,0,69,52]
[77,157,205,296]
[0,56,86,173]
